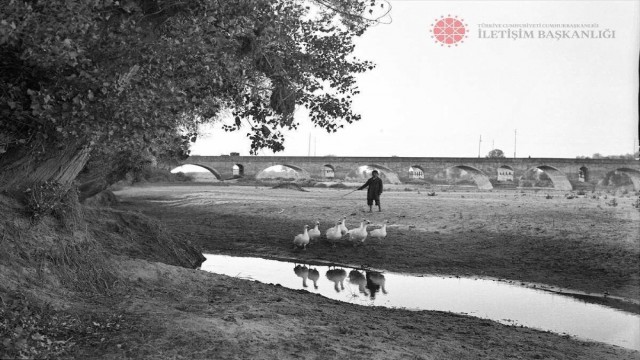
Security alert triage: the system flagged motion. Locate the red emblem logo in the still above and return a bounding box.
[430,15,468,47]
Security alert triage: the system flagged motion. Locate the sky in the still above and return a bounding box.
[190,0,640,159]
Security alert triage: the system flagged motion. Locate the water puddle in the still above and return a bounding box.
[201,254,640,351]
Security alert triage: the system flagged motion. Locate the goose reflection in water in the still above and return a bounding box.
[293,264,309,288]
[308,268,320,289]
[325,268,347,292]
[366,271,387,299]
[348,270,368,296]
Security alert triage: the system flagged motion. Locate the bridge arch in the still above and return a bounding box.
[525,165,572,190]
[323,164,335,179]
[578,166,588,182]
[601,168,640,190]
[497,165,514,182]
[232,164,245,177]
[256,164,311,179]
[345,164,401,184]
[172,164,222,180]
[365,164,401,184]
[447,165,493,190]
[409,165,425,179]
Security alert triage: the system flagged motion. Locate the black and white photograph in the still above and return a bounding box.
[1,0,639,358]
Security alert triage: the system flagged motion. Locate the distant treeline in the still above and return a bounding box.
[576,152,638,160]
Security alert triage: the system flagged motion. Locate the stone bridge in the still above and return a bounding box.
[180,156,640,191]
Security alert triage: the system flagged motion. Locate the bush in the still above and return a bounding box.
[133,168,194,183]
[271,183,308,192]
[173,172,194,182]
[404,179,430,185]
[22,181,70,221]
[329,183,349,189]
[296,179,318,187]
[315,183,328,188]
[534,180,553,188]
[452,180,475,186]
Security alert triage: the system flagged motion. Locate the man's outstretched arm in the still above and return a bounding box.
[358,178,372,190]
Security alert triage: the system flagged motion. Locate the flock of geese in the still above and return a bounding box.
[293,217,389,250]
[290,218,390,297]
[293,264,388,299]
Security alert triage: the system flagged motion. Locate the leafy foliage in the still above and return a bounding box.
[1,0,381,188]
[486,149,505,158]
[0,292,127,359]
[576,152,639,160]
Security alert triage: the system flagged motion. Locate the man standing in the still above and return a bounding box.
[358,170,383,212]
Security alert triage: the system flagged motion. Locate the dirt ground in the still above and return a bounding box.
[97,183,640,359]
[3,183,639,359]
[115,184,640,303]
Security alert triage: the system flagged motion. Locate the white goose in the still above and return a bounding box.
[293,225,310,250]
[338,217,348,236]
[347,219,370,245]
[369,220,388,241]
[308,221,321,242]
[325,221,343,246]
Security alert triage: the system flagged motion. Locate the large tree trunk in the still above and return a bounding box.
[0,143,91,192]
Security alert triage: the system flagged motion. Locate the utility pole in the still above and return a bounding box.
[492,139,494,150]
[478,135,482,158]
[314,136,317,156]
[514,129,517,159]
[308,133,311,157]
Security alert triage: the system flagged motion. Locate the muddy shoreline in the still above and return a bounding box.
[200,251,640,315]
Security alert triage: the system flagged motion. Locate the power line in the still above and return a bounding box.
[514,129,517,159]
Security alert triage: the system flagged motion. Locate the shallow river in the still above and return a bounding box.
[201,254,640,351]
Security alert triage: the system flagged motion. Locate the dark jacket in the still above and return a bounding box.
[358,177,383,199]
